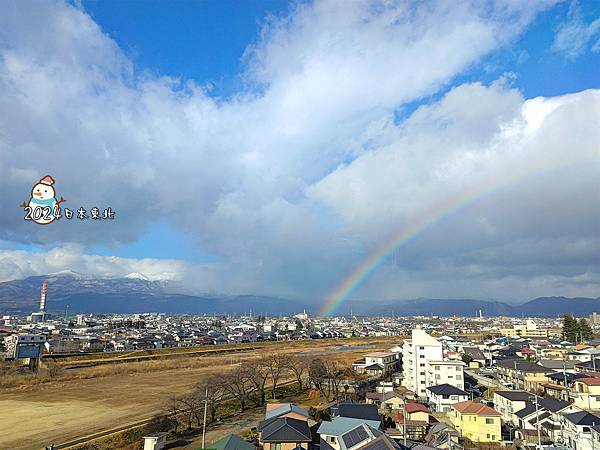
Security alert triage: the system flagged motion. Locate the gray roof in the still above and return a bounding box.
[539,359,579,370]
[497,359,552,373]
[516,403,536,418]
[318,417,381,436]
[358,435,401,450]
[563,411,600,426]
[260,417,312,442]
[538,398,571,413]
[265,403,309,420]
[427,384,468,396]
[494,391,531,401]
[462,347,486,360]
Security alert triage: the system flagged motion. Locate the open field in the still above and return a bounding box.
[0,336,398,450]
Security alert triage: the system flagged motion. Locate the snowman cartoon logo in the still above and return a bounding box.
[21,175,65,225]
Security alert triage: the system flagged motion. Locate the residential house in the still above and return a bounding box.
[450,401,501,443]
[562,411,600,450]
[258,417,312,450]
[365,391,403,413]
[265,404,310,421]
[461,347,486,368]
[258,403,312,450]
[353,352,398,376]
[332,402,382,428]
[493,391,531,426]
[423,423,461,450]
[393,403,434,441]
[543,372,590,401]
[318,417,382,450]
[206,434,256,450]
[571,378,600,410]
[426,384,469,413]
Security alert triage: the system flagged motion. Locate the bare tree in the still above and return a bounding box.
[194,375,226,423]
[221,366,255,412]
[245,359,270,405]
[167,392,204,429]
[308,358,345,401]
[265,353,288,399]
[308,358,330,400]
[287,355,309,391]
[324,360,344,401]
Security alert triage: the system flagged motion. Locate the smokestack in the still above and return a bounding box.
[40,282,47,312]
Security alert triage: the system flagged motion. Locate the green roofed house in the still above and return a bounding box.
[203,434,257,450]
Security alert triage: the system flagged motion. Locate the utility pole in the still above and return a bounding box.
[202,386,208,449]
[533,394,541,450]
[402,400,407,447]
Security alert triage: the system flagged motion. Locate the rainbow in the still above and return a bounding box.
[318,156,583,317]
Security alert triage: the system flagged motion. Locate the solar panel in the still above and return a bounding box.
[342,426,369,448]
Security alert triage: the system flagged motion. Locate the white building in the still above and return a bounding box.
[402,328,443,398]
[426,384,469,413]
[426,360,465,391]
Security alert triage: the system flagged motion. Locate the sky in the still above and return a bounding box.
[0,0,599,310]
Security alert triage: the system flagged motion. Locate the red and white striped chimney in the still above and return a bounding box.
[40,282,47,312]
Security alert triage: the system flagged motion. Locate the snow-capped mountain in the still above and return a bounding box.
[0,272,297,314]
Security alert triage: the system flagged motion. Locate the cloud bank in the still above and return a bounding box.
[1,0,598,302]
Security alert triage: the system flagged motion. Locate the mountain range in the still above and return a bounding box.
[0,272,598,317]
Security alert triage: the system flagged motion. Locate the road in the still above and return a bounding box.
[465,369,506,389]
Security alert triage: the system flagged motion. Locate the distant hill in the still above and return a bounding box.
[0,272,597,316]
[0,273,303,315]
[369,296,600,317]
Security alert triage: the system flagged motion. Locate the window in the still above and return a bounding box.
[420,363,425,367]
[435,365,440,370]
[487,434,490,439]
[328,437,335,443]
[419,346,425,350]
[492,435,496,440]
[272,444,282,450]
[420,372,425,376]
[419,355,425,358]
[485,418,494,424]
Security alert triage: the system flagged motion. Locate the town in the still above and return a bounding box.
[4,284,600,450]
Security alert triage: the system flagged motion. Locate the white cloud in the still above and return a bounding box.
[2,0,598,302]
[552,1,600,59]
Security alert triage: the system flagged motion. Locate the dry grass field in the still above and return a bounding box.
[0,337,398,450]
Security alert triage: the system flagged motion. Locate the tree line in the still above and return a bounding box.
[165,353,354,430]
[563,314,594,343]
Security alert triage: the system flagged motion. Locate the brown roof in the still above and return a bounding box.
[578,378,600,386]
[452,401,501,417]
[405,402,431,413]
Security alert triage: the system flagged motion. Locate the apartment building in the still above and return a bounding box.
[500,320,549,338]
[401,328,443,398]
[496,359,553,392]
[426,360,465,391]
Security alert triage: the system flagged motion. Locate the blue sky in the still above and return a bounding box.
[0,0,599,301]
